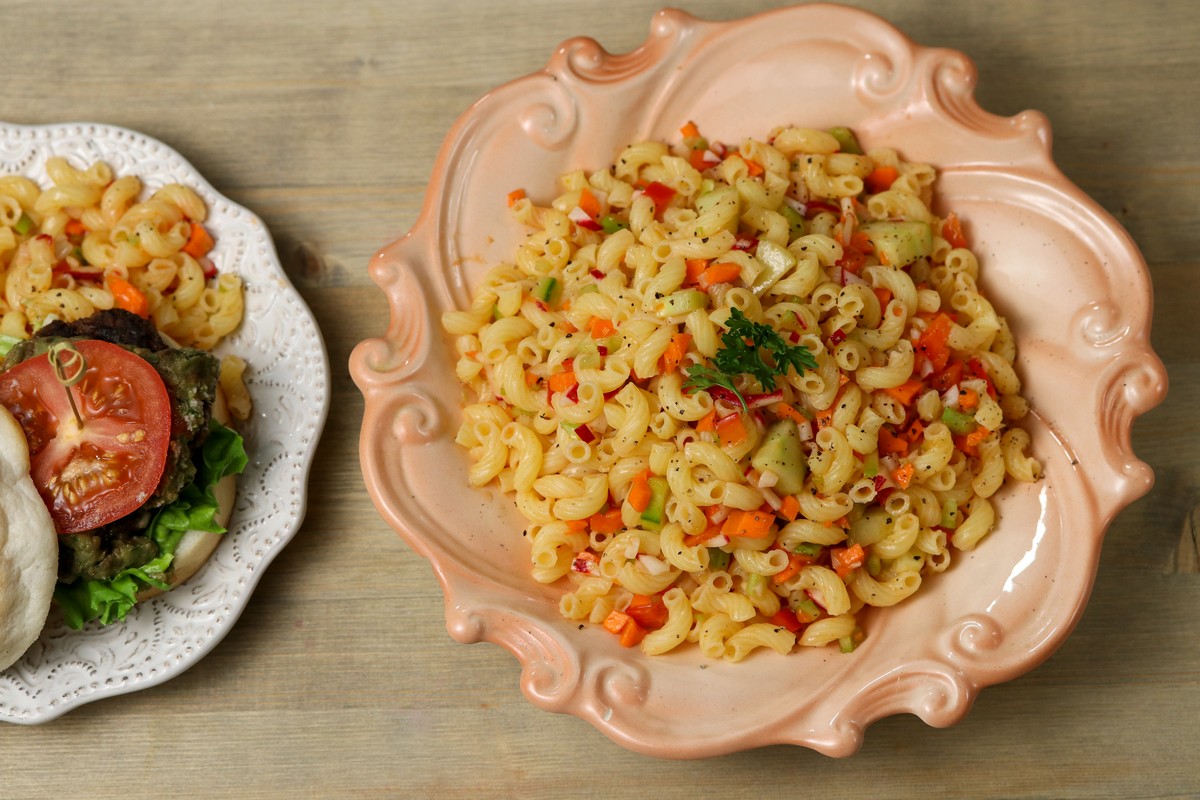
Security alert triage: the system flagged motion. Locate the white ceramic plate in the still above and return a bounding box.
[0,121,329,723]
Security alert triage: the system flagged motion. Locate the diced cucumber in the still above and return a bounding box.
[708,548,730,570]
[533,276,561,305]
[747,240,797,296]
[750,419,806,495]
[692,185,739,235]
[779,203,805,241]
[639,476,670,531]
[654,288,709,318]
[859,220,933,267]
[827,126,863,155]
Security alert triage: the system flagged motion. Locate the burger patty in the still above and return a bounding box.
[3,310,222,582]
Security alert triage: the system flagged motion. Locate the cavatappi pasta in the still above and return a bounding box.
[0,157,245,352]
[442,123,1040,660]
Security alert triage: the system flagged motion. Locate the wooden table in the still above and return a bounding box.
[2,1,1196,796]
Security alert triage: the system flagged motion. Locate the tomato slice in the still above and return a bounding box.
[0,340,172,534]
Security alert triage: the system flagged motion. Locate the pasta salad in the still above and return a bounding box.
[442,123,1041,660]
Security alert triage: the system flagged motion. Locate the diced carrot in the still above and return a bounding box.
[625,594,669,630]
[916,312,955,372]
[507,188,527,207]
[721,508,774,539]
[660,332,692,374]
[680,120,701,140]
[524,371,539,387]
[743,158,764,177]
[865,166,899,193]
[873,286,893,310]
[772,552,807,585]
[965,427,991,448]
[771,402,807,425]
[684,258,709,286]
[959,388,980,409]
[877,426,909,457]
[182,222,214,259]
[619,618,647,648]
[892,462,916,489]
[589,507,625,534]
[849,230,872,252]
[547,371,577,393]
[107,275,149,318]
[904,419,926,446]
[578,187,601,219]
[942,212,968,249]
[696,261,741,291]
[882,377,926,406]
[779,494,801,522]
[814,406,834,431]
[566,518,590,533]
[683,522,724,547]
[627,469,653,513]
[716,413,748,447]
[831,542,866,579]
[587,317,615,338]
[695,408,718,433]
[64,219,87,237]
[603,610,631,635]
[688,148,713,171]
[558,320,578,334]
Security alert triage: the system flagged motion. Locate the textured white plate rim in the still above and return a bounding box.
[0,120,330,723]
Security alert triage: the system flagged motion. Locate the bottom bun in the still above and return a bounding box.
[137,389,238,602]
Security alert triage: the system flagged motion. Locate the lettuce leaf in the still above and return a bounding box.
[54,421,248,630]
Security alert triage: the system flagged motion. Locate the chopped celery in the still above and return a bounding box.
[654,288,709,318]
[838,634,858,653]
[14,212,33,236]
[794,597,821,622]
[707,548,731,571]
[940,498,960,530]
[792,542,823,559]
[746,572,766,596]
[862,450,879,479]
[941,406,977,435]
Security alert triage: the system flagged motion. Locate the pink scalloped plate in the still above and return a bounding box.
[351,5,1167,757]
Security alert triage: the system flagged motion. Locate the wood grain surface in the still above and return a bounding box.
[2,1,1196,797]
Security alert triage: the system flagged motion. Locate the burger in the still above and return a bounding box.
[0,308,246,629]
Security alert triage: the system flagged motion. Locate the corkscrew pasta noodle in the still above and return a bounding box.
[443,123,1040,660]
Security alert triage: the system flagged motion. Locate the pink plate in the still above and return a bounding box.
[351,4,1167,757]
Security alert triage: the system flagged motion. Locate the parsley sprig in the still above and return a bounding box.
[683,308,817,411]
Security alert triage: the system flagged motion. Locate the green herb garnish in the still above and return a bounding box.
[683,307,817,411]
